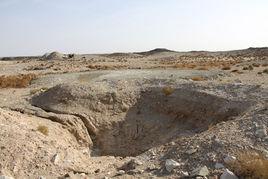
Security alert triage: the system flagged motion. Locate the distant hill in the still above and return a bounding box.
[135,48,175,56]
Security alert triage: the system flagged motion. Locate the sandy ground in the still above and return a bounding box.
[0,48,268,178]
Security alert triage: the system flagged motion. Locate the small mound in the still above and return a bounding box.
[42,51,64,60]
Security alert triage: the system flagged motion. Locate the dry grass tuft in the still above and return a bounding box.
[30,87,48,95]
[252,63,260,67]
[162,86,175,96]
[37,125,49,136]
[0,73,37,88]
[228,151,268,179]
[191,76,206,81]
[222,66,231,70]
[231,69,239,73]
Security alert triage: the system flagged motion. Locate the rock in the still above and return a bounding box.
[255,128,267,138]
[223,155,236,164]
[191,166,209,177]
[186,148,197,155]
[51,154,60,164]
[0,176,14,179]
[117,170,125,175]
[170,141,176,146]
[215,163,225,169]
[94,169,100,173]
[180,171,189,177]
[121,102,129,112]
[165,159,181,172]
[220,169,238,179]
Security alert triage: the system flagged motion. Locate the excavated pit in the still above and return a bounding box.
[32,84,252,157]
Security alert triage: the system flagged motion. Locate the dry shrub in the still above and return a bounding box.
[191,76,205,81]
[0,73,37,88]
[231,69,239,73]
[222,66,231,70]
[263,69,268,74]
[228,151,268,179]
[30,87,48,95]
[252,63,260,67]
[262,63,268,67]
[87,64,126,70]
[37,125,49,136]
[243,65,254,71]
[162,86,175,96]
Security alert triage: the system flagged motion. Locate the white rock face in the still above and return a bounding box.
[220,169,238,179]
[165,159,181,172]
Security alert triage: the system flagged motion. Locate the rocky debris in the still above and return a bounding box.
[223,155,236,164]
[191,166,209,177]
[165,159,182,172]
[215,163,225,169]
[220,169,238,179]
[118,159,143,173]
[186,148,198,155]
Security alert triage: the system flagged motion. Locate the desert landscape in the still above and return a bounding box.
[0,47,267,178]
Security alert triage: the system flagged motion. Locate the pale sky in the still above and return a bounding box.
[1,0,268,56]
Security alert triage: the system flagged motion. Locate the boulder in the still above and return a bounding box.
[191,166,209,177]
[220,169,238,179]
[165,159,181,172]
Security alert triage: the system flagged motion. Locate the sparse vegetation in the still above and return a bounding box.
[231,69,239,73]
[37,125,49,136]
[222,66,231,70]
[30,87,49,95]
[196,66,209,71]
[228,151,268,179]
[0,73,37,88]
[162,86,175,96]
[242,65,254,71]
[191,76,205,81]
[252,63,260,67]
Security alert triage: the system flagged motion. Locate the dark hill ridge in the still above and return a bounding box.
[1,47,268,60]
[135,48,175,56]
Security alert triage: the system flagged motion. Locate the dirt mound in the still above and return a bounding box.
[31,83,253,157]
[42,51,64,60]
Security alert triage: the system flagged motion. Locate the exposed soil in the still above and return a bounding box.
[0,48,268,178]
